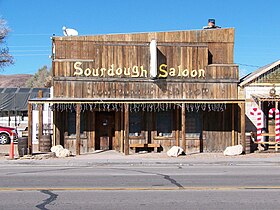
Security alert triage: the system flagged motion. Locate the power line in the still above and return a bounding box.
[12,54,50,57]
[236,63,260,68]
[9,45,50,48]
[10,50,50,52]
[11,33,51,36]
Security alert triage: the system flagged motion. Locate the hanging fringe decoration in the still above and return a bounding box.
[48,102,228,113]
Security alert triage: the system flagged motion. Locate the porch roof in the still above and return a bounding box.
[251,94,280,102]
[28,97,245,104]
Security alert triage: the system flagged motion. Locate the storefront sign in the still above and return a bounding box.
[73,62,205,78]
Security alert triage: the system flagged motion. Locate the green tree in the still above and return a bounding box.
[25,65,52,88]
[0,18,14,69]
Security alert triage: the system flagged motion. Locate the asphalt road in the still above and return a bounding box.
[1,164,280,209]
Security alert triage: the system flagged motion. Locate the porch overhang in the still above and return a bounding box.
[28,97,245,104]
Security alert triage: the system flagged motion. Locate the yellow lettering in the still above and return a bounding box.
[72,62,205,79]
[159,64,168,78]
[198,69,205,78]
[92,68,99,76]
[169,68,176,76]
[131,66,140,77]
[140,66,148,77]
[100,68,106,77]
[73,62,83,76]
[182,68,189,77]
[191,69,197,78]
[124,67,131,76]
[84,68,91,77]
[178,66,182,76]
[108,64,115,76]
[116,67,122,76]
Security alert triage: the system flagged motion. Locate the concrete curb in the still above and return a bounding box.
[1,152,280,167]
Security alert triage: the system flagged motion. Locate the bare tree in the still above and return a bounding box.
[0,18,14,69]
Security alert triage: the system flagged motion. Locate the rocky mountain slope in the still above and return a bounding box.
[0,74,33,88]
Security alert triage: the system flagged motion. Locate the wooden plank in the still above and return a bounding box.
[27,103,33,155]
[76,104,81,155]
[114,111,120,150]
[175,108,179,146]
[120,105,124,153]
[92,111,96,151]
[181,103,186,151]
[239,103,246,153]
[124,104,129,155]
[129,143,160,148]
[232,104,235,146]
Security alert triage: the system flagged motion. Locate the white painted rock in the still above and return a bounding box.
[50,145,71,157]
[51,145,63,153]
[167,146,184,157]
[223,145,243,156]
[56,148,72,157]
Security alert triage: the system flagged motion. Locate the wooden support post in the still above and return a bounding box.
[114,111,120,151]
[76,104,81,155]
[27,103,33,155]
[38,90,43,151]
[124,104,129,155]
[175,108,179,146]
[231,104,235,146]
[53,110,58,146]
[120,105,124,153]
[239,102,246,153]
[92,111,96,151]
[181,103,186,152]
[8,110,10,126]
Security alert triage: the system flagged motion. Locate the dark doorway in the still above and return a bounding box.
[95,112,115,150]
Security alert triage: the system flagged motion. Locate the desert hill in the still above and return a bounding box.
[0,74,33,88]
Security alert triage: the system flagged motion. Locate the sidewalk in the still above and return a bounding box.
[1,150,280,167]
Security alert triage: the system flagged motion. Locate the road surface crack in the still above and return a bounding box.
[36,190,58,210]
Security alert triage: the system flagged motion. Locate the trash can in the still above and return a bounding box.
[18,137,28,157]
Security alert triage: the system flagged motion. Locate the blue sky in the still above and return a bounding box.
[1,0,280,77]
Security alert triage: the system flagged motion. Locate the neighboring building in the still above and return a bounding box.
[239,60,280,145]
[30,28,245,155]
[0,88,51,142]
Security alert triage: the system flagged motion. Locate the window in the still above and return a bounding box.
[185,112,202,138]
[67,111,85,136]
[129,112,143,136]
[156,110,173,137]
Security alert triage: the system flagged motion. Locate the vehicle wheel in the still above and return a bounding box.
[0,134,10,145]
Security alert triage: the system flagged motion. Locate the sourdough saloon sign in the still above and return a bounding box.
[73,61,206,79]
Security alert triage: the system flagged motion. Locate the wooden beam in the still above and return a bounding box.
[124,104,129,155]
[181,103,186,152]
[38,90,43,151]
[114,111,120,151]
[92,111,96,151]
[76,104,81,155]
[27,103,33,155]
[53,110,57,145]
[175,108,179,146]
[239,103,246,153]
[231,104,235,146]
[120,105,124,153]
[8,111,10,127]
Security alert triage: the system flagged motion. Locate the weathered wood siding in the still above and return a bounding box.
[51,28,239,153]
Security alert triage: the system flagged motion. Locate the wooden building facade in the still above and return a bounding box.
[29,28,245,155]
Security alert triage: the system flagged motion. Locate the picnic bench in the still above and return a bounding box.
[129,143,161,152]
